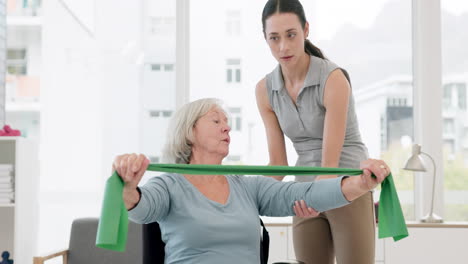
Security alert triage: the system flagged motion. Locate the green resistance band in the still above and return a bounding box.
[96,164,409,252]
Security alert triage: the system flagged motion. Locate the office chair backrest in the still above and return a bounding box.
[260,219,270,264]
[68,218,143,264]
[142,219,270,264]
[142,221,166,264]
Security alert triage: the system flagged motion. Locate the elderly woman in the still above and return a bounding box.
[114,98,390,264]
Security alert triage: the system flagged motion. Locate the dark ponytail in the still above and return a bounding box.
[262,0,327,60]
[304,39,326,59]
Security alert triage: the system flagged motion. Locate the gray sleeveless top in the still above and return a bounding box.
[266,55,368,182]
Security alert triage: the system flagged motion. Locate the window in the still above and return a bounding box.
[150,16,176,36]
[380,115,387,152]
[226,155,241,162]
[148,155,161,163]
[228,107,242,132]
[151,63,174,72]
[149,110,173,118]
[164,64,174,71]
[226,10,241,36]
[151,64,161,71]
[458,83,466,110]
[33,0,178,253]
[443,118,455,135]
[443,139,455,157]
[190,1,415,214]
[226,59,241,83]
[326,0,415,219]
[441,0,468,221]
[443,84,453,109]
[7,48,27,75]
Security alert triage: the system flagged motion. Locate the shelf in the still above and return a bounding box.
[0,138,38,263]
[406,221,468,228]
[0,137,22,141]
[6,102,41,112]
[6,16,42,27]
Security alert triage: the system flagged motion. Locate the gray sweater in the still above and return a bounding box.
[129,173,350,264]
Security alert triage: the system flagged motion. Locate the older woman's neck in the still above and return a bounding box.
[187,154,225,181]
[189,153,223,165]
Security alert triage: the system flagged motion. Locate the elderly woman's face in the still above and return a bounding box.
[192,107,231,158]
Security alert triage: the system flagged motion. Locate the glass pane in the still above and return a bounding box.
[307,0,414,220]
[190,0,271,165]
[190,0,414,219]
[458,84,466,109]
[151,63,161,71]
[140,0,177,167]
[227,68,232,82]
[21,0,177,254]
[441,0,468,221]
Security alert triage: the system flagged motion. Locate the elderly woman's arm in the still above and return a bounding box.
[246,176,349,216]
[246,159,389,216]
[127,176,171,223]
[113,153,170,223]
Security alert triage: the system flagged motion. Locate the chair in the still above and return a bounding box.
[33,218,143,264]
[33,218,301,264]
[142,219,272,264]
[142,220,301,264]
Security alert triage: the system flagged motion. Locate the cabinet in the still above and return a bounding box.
[0,137,38,264]
[266,221,384,264]
[266,225,290,263]
[383,223,468,264]
[263,217,296,264]
[264,218,468,264]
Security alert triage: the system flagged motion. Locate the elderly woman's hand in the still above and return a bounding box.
[293,200,320,218]
[113,153,150,209]
[113,153,150,189]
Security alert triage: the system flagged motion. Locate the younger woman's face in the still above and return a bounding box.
[264,12,309,66]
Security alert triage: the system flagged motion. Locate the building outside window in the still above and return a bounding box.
[226,58,241,83]
[151,63,174,72]
[441,0,468,221]
[7,48,27,75]
[228,107,242,132]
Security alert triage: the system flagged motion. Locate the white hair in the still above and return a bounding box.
[162,98,227,164]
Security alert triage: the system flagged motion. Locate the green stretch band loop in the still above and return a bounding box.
[96,164,408,252]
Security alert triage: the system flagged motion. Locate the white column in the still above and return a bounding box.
[176,0,190,108]
[412,0,444,219]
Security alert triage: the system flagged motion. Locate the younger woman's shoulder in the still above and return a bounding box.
[256,77,267,91]
[312,55,340,71]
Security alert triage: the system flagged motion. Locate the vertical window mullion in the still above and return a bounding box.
[412,0,444,220]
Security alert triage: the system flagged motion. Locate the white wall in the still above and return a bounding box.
[38,0,143,255]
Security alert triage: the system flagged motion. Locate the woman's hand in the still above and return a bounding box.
[293,200,320,218]
[112,153,150,209]
[341,158,391,202]
[358,158,391,191]
[113,153,150,189]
